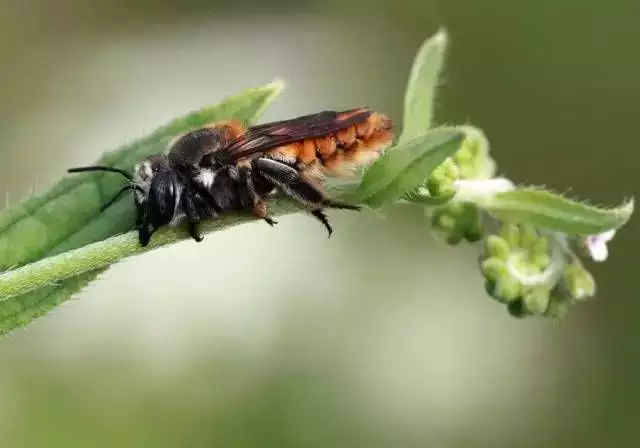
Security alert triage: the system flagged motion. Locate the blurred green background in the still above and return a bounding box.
[0,0,638,446]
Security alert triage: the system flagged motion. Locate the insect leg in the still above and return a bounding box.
[239,165,278,226]
[310,209,333,237]
[183,166,227,222]
[252,157,360,209]
[252,157,360,236]
[252,201,278,227]
[181,185,204,243]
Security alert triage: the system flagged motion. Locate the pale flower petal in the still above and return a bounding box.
[600,229,616,243]
[585,229,616,262]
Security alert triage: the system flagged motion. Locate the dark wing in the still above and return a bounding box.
[212,108,374,164]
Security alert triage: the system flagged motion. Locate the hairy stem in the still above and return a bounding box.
[0,198,300,301]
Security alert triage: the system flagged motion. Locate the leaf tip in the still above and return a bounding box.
[265,78,287,96]
[432,27,449,47]
[418,27,449,56]
[616,196,635,227]
[246,78,287,122]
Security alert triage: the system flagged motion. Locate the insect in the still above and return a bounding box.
[67,107,394,246]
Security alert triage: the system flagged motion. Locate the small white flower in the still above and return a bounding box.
[585,229,616,262]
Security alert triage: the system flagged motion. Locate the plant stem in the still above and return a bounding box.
[0,198,300,301]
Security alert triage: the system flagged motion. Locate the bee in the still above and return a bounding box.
[67,108,394,246]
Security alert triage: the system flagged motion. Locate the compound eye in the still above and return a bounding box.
[147,174,177,226]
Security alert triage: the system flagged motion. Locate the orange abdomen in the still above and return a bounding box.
[269,112,394,176]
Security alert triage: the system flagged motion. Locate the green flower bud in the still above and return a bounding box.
[463,218,484,242]
[544,294,571,320]
[531,253,551,271]
[562,260,596,301]
[458,164,476,180]
[426,175,455,199]
[484,279,498,299]
[531,237,549,256]
[453,145,473,166]
[432,210,456,233]
[441,159,460,179]
[522,286,551,315]
[495,276,521,302]
[499,223,521,249]
[519,224,540,250]
[507,299,530,319]
[457,126,496,179]
[481,258,507,281]
[446,201,466,216]
[446,228,465,245]
[485,235,510,260]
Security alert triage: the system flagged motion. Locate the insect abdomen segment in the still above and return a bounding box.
[267,111,394,176]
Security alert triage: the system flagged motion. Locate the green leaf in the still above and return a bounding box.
[485,189,635,235]
[352,128,466,208]
[399,28,448,143]
[0,81,284,335]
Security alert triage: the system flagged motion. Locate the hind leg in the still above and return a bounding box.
[310,209,334,236]
[308,201,362,237]
[252,157,361,236]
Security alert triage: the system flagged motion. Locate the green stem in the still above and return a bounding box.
[0,198,300,301]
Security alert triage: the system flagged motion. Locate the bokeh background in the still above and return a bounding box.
[1,0,638,446]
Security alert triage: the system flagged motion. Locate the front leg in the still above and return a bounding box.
[186,165,224,216]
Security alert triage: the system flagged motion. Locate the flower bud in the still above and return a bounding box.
[481,258,507,282]
[562,260,596,301]
[522,286,551,315]
[495,276,522,302]
[485,235,510,260]
[507,299,530,319]
[426,168,456,199]
[544,294,571,320]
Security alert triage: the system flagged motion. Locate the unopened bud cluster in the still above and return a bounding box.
[425,127,496,244]
[426,127,495,200]
[430,202,483,244]
[479,222,597,320]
